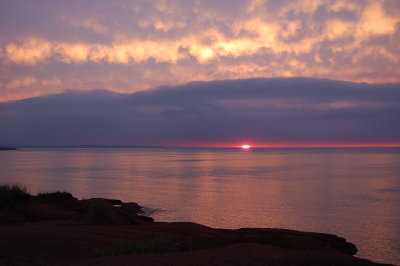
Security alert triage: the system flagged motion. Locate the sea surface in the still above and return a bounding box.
[1,148,399,264]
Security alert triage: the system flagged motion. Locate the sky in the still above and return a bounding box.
[1,0,399,102]
[0,0,399,147]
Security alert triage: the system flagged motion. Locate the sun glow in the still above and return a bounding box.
[241,145,251,149]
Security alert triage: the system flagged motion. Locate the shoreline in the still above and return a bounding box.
[0,186,390,265]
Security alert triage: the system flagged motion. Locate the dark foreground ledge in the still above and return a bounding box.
[0,191,392,265]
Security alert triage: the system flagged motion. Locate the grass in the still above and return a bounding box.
[1,184,76,207]
[102,235,179,256]
[0,184,119,225]
[0,209,26,223]
[0,184,32,209]
[82,202,115,225]
[36,191,75,203]
[0,184,32,223]
[105,240,142,256]
[0,184,79,224]
[141,235,179,253]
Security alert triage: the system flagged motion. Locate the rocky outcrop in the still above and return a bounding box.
[0,190,391,265]
[1,193,153,225]
[0,221,388,266]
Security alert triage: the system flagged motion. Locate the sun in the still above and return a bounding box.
[241,144,251,149]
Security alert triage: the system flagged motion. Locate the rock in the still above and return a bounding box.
[0,221,385,265]
[14,201,76,221]
[0,191,390,265]
[135,215,154,222]
[83,198,123,206]
[121,202,143,214]
[107,199,124,205]
[238,228,359,256]
[81,198,151,225]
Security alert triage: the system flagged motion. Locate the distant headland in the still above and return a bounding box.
[0,146,16,150]
[4,145,164,149]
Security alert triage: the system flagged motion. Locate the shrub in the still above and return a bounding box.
[82,203,115,225]
[106,240,142,256]
[0,184,32,210]
[0,209,26,223]
[141,235,179,253]
[36,191,75,203]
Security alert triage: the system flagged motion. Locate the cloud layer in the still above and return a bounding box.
[1,0,399,101]
[1,78,399,147]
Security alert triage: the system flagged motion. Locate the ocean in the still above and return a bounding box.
[1,147,399,264]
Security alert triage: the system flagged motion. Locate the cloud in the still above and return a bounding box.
[0,78,399,146]
[5,38,53,65]
[0,0,399,101]
[360,2,397,36]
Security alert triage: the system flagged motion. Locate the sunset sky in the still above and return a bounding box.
[0,0,399,147]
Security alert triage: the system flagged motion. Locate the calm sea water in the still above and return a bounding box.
[1,148,399,264]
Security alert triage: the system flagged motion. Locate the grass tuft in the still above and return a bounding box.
[0,184,32,210]
[36,191,75,203]
[82,203,115,225]
[0,184,32,223]
[141,235,179,254]
[0,209,26,223]
[105,240,142,256]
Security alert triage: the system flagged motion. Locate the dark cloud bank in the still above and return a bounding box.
[1,78,399,146]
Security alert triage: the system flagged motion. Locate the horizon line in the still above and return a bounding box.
[3,143,400,149]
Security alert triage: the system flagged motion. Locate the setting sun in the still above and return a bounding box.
[241,145,251,149]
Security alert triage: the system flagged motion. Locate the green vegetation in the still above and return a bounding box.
[0,184,31,223]
[0,184,32,209]
[0,184,79,224]
[36,191,75,203]
[0,209,26,223]
[0,184,147,226]
[102,235,179,256]
[0,185,76,208]
[82,203,115,225]
[105,240,142,256]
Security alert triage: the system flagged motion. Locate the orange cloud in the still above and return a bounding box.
[360,2,397,36]
[5,38,52,65]
[0,0,399,101]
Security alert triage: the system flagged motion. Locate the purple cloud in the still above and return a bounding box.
[1,78,399,146]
